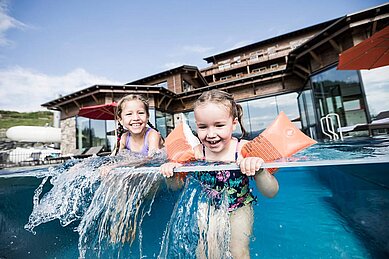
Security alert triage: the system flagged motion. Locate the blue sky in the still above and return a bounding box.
[0,0,387,111]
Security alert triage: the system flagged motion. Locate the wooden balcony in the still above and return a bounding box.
[201,48,291,77]
[208,64,287,85]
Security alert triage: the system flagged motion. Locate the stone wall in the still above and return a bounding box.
[61,117,76,155]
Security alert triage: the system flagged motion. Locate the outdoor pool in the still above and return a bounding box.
[0,136,388,258]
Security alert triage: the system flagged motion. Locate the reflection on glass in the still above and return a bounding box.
[106,120,116,151]
[360,66,389,118]
[90,119,106,148]
[76,116,91,150]
[275,93,300,128]
[311,66,367,128]
[155,110,174,138]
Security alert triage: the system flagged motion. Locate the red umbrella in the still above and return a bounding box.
[78,102,117,120]
[337,26,389,70]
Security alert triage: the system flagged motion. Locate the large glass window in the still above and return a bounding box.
[156,110,174,138]
[90,120,107,147]
[311,67,368,128]
[360,66,389,119]
[76,117,91,150]
[76,117,112,151]
[236,93,300,139]
[106,120,116,151]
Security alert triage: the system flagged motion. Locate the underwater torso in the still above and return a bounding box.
[194,139,256,212]
[125,127,151,156]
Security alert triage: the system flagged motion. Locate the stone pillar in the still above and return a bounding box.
[61,117,76,155]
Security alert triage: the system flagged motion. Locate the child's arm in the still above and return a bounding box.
[237,140,279,198]
[148,129,163,155]
[160,162,183,178]
[239,156,279,198]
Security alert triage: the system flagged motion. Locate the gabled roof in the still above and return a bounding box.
[41,84,176,109]
[126,65,208,86]
[203,19,339,63]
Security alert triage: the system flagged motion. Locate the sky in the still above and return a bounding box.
[0,0,387,112]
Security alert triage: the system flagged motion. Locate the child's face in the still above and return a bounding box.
[194,102,237,154]
[119,100,148,134]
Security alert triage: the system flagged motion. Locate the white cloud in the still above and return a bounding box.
[0,66,121,112]
[0,0,26,46]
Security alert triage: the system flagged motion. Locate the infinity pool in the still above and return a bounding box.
[1,137,388,258]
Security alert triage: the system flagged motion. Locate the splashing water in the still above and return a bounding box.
[24,153,234,258]
[159,176,231,259]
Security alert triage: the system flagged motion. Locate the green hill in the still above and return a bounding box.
[0,110,53,130]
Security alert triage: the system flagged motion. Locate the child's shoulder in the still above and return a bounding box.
[148,128,162,139]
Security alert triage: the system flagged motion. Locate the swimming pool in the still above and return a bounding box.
[1,137,388,258]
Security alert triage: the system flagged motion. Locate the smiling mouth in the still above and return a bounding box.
[207,140,220,145]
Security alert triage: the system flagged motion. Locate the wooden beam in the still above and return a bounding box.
[296,26,349,60]
[329,39,341,53]
[73,100,81,109]
[294,64,310,74]
[157,95,166,107]
[180,98,186,108]
[91,94,99,104]
[165,98,173,110]
[371,20,377,35]
[309,50,322,66]
[293,70,307,80]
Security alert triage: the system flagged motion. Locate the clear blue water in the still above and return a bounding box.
[1,137,389,258]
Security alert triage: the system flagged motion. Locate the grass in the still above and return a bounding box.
[0,110,53,129]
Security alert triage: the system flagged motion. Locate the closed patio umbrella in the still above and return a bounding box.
[337,26,389,70]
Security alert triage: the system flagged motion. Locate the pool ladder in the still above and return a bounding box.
[320,113,344,141]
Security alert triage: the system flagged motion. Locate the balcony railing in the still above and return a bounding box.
[201,48,291,77]
[209,64,287,85]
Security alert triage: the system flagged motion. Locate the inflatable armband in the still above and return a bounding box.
[241,111,316,173]
[165,123,201,162]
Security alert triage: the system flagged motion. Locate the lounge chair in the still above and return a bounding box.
[45,148,86,164]
[74,146,104,159]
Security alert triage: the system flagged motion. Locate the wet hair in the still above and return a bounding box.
[113,94,162,155]
[194,89,247,139]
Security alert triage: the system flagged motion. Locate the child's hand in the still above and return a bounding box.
[238,157,264,176]
[160,162,182,178]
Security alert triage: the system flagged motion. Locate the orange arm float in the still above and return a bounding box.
[241,111,317,174]
[165,123,200,163]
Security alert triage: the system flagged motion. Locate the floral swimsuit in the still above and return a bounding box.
[194,139,256,212]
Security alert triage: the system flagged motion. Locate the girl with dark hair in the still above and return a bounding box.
[113,94,163,156]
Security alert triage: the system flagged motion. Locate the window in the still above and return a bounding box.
[154,81,168,89]
[270,64,279,69]
[182,80,192,92]
[156,110,174,138]
[236,72,243,77]
[220,75,233,81]
[76,117,110,151]
[218,63,231,70]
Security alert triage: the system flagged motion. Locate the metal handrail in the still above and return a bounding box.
[320,113,344,141]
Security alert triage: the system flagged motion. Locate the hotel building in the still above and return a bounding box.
[42,4,389,155]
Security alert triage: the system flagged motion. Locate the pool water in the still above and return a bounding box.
[1,137,389,258]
